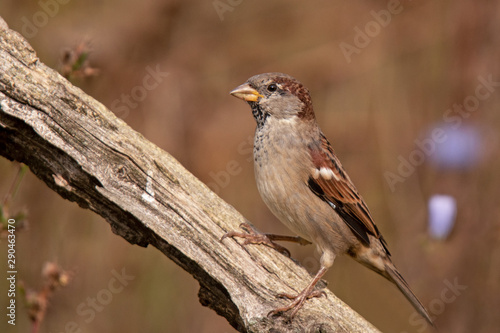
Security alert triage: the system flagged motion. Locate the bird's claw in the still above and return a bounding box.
[268,289,326,319]
[221,223,291,257]
[277,289,326,300]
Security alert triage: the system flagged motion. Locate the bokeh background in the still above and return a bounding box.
[1,1,499,332]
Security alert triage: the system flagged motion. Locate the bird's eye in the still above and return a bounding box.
[267,83,278,92]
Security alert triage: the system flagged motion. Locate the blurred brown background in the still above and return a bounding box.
[1,0,499,332]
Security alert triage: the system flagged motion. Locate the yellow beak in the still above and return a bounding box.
[230,83,263,102]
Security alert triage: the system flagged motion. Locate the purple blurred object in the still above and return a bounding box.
[428,194,457,240]
[429,124,482,169]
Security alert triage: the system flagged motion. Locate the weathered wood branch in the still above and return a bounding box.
[0,21,380,333]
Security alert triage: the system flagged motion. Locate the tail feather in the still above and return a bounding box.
[351,240,435,326]
[384,263,434,327]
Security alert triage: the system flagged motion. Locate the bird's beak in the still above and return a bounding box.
[230,83,263,102]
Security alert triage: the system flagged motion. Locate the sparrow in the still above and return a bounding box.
[225,72,433,325]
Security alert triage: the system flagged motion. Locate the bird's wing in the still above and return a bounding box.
[307,134,388,252]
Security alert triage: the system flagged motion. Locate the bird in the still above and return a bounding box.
[224,72,434,325]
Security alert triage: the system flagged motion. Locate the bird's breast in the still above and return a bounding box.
[252,118,317,238]
[253,118,312,189]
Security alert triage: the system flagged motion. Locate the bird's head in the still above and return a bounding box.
[230,72,315,126]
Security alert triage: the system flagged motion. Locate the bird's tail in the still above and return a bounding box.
[384,262,434,327]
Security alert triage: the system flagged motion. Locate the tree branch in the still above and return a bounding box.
[0,22,380,333]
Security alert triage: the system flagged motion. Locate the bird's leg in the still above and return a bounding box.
[221,223,311,257]
[268,266,328,318]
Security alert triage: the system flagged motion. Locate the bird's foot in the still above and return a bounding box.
[222,223,310,257]
[268,266,328,319]
[268,288,327,319]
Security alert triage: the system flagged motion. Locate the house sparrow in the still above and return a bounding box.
[225,72,433,325]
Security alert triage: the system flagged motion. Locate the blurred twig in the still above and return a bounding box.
[19,262,71,333]
[59,39,99,80]
[0,163,28,235]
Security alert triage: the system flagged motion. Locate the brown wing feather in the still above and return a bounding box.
[308,134,388,252]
